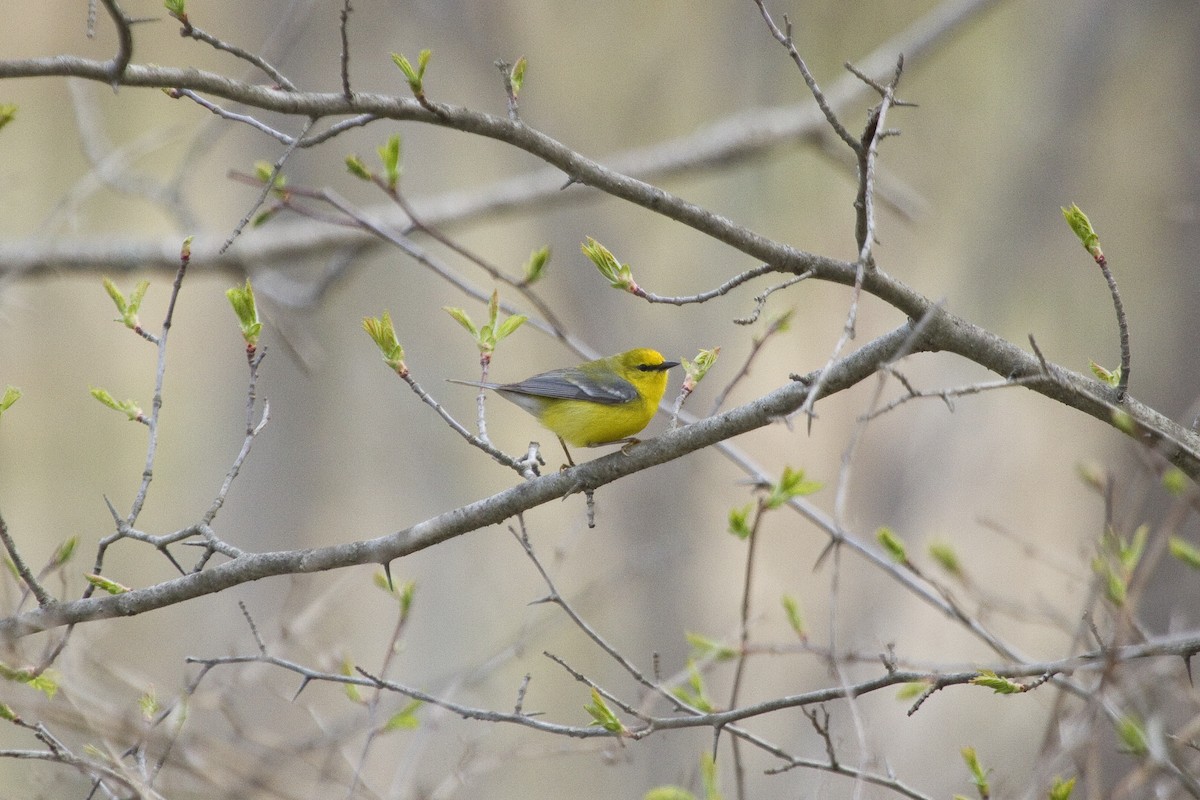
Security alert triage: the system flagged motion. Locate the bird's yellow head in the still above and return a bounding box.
[610,348,678,407]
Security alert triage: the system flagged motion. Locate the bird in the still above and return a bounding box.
[450,348,679,461]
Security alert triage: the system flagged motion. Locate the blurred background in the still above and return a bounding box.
[1,0,1199,797]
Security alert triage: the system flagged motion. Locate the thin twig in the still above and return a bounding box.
[0,513,54,607]
[173,19,297,91]
[752,0,858,149]
[218,117,316,255]
[728,498,766,800]
[339,0,353,99]
[127,239,191,525]
[1096,253,1131,400]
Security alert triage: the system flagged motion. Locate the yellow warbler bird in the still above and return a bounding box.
[450,348,679,455]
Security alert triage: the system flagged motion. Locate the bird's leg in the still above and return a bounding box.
[557,436,576,468]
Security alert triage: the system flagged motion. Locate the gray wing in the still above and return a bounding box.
[501,367,637,405]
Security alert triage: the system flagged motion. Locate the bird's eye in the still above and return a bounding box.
[637,363,659,372]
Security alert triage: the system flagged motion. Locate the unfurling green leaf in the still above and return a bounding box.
[103,277,150,330]
[582,236,640,294]
[340,657,362,704]
[226,280,262,347]
[1169,537,1200,570]
[0,661,58,698]
[1115,715,1148,756]
[1062,203,1103,261]
[970,669,1023,694]
[443,291,524,355]
[383,700,422,731]
[670,661,714,713]
[1089,360,1120,388]
[727,503,753,540]
[1162,467,1188,496]
[0,386,20,419]
[442,307,478,337]
[90,388,144,423]
[781,594,806,638]
[0,104,17,133]
[961,746,990,798]
[253,161,286,193]
[684,632,737,662]
[345,154,372,181]
[765,466,822,509]
[681,348,720,395]
[1049,776,1077,800]
[85,573,130,595]
[877,527,908,564]
[363,312,407,375]
[643,788,696,800]
[377,134,402,189]
[139,687,160,720]
[51,536,78,567]
[1111,408,1135,435]
[699,752,720,800]
[510,56,527,95]
[522,246,550,285]
[391,49,432,97]
[929,541,963,580]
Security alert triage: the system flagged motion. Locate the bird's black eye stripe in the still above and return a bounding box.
[637,363,661,371]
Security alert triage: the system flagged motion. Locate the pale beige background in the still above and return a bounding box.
[1,0,1198,797]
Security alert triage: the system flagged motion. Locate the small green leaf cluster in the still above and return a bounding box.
[443,290,527,358]
[0,661,58,698]
[391,49,431,99]
[103,277,150,331]
[138,687,161,720]
[1092,524,1147,606]
[670,661,714,713]
[765,466,821,509]
[90,388,144,423]
[728,468,820,541]
[346,133,403,190]
[583,688,627,735]
[680,348,720,394]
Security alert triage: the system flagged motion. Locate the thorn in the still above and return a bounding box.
[1186,653,1194,687]
[382,560,395,592]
